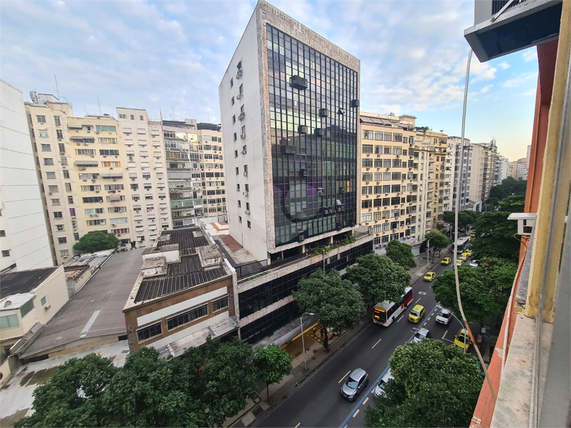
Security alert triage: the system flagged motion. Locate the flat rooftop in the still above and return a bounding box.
[125,228,230,308]
[0,267,58,297]
[22,249,144,360]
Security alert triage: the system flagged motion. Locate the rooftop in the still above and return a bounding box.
[125,228,230,308]
[0,267,58,297]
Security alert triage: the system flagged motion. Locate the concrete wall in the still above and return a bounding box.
[0,80,53,271]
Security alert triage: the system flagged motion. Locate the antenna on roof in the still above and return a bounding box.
[54,75,60,99]
[97,97,102,115]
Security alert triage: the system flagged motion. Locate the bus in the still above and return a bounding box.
[455,237,470,254]
[373,287,414,327]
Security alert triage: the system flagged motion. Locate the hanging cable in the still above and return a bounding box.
[454,48,497,403]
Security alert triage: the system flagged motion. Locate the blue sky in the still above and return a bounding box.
[1,0,538,160]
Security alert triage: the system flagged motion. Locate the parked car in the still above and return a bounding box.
[436,308,452,325]
[408,305,425,323]
[373,369,394,398]
[456,259,463,266]
[454,328,473,352]
[469,260,479,268]
[423,271,436,282]
[412,327,431,343]
[341,368,369,401]
[459,253,468,261]
[441,257,451,265]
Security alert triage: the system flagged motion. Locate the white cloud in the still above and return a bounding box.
[498,61,510,70]
[503,72,537,88]
[523,49,537,62]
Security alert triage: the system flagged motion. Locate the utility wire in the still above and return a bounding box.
[454,49,497,403]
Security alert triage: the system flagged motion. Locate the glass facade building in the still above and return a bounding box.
[266,24,359,247]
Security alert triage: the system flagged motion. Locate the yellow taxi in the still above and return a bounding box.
[454,329,473,351]
[470,232,475,238]
[459,253,468,262]
[408,305,425,323]
[464,249,473,257]
[441,257,451,265]
[456,259,463,266]
[423,272,436,282]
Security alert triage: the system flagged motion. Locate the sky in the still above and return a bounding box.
[1,0,539,161]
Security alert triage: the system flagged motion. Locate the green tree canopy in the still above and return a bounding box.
[471,212,520,261]
[365,340,483,427]
[73,231,119,254]
[346,254,410,306]
[15,354,118,428]
[294,269,366,350]
[443,210,480,230]
[425,232,451,259]
[498,195,526,213]
[255,345,292,399]
[16,338,259,428]
[385,240,416,269]
[501,177,527,196]
[489,184,510,201]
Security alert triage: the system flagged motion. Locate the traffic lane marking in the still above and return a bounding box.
[442,330,448,340]
[352,409,360,418]
[363,397,369,405]
[294,423,301,428]
[371,337,382,349]
[396,314,404,323]
[339,370,351,384]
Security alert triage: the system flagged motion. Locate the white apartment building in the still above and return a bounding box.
[448,136,473,211]
[359,112,419,251]
[0,82,53,271]
[197,123,227,219]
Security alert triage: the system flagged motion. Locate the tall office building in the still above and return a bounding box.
[219,0,361,265]
[0,81,53,271]
[359,112,420,251]
[218,0,373,344]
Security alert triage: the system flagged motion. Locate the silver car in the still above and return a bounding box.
[436,308,452,325]
[341,368,369,401]
[373,369,394,398]
[412,327,431,343]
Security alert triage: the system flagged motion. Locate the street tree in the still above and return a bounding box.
[346,254,410,307]
[432,268,500,323]
[424,232,451,260]
[501,177,527,196]
[200,336,259,427]
[498,195,525,213]
[488,184,510,201]
[255,345,292,399]
[385,240,416,269]
[15,354,118,427]
[73,231,119,254]
[480,257,518,311]
[471,212,520,261]
[294,269,366,350]
[443,210,480,232]
[365,340,482,427]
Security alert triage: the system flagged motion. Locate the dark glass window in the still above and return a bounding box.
[167,304,208,330]
[213,296,229,311]
[137,322,162,342]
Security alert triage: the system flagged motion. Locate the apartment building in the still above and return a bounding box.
[25,97,172,264]
[508,157,528,181]
[163,119,202,229]
[497,155,509,183]
[197,123,227,218]
[447,136,473,211]
[359,112,419,250]
[1,82,53,271]
[470,142,496,208]
[414,129,448,233]
[218,0,373,344]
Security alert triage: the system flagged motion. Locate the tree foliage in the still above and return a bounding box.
[425,232,451,259]
[16,338,259,428]
[498,195,525,213]
[501,177,527,196]
[443,210,480,230]
[346,254,410,306]
[73,231,119,254]
[294,269,366,350]
[471,212,520,261]
[255,345,292,399]
[385,240,416,269]
[365,340,483,427]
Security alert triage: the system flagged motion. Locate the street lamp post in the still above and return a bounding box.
[300,312,315,371]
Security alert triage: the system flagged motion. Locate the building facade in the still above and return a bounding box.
[197,123,227,219]
[359,112,419,250]
[1,82,53,271]
[448,136,473,211]
[218,0,373,345]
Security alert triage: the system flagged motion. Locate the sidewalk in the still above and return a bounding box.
[228,248,452,427]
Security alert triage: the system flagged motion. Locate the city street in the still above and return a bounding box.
[258,253,463,428]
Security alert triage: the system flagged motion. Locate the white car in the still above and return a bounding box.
[436,308,452,325]
[412,327,431,343]
[469,260,479,268]
[373,369,394,398]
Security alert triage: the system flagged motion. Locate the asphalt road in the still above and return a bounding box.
[258,254,464,428]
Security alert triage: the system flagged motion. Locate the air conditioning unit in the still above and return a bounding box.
[236,93,242,100]
[241,149,247,155]
[43,304,51,311]
[236,69,243,79]
[238,112,245,121]
[245,210,250,215]
[60,152,66,156]
[243,171,248,177]
[243,191,249,196]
